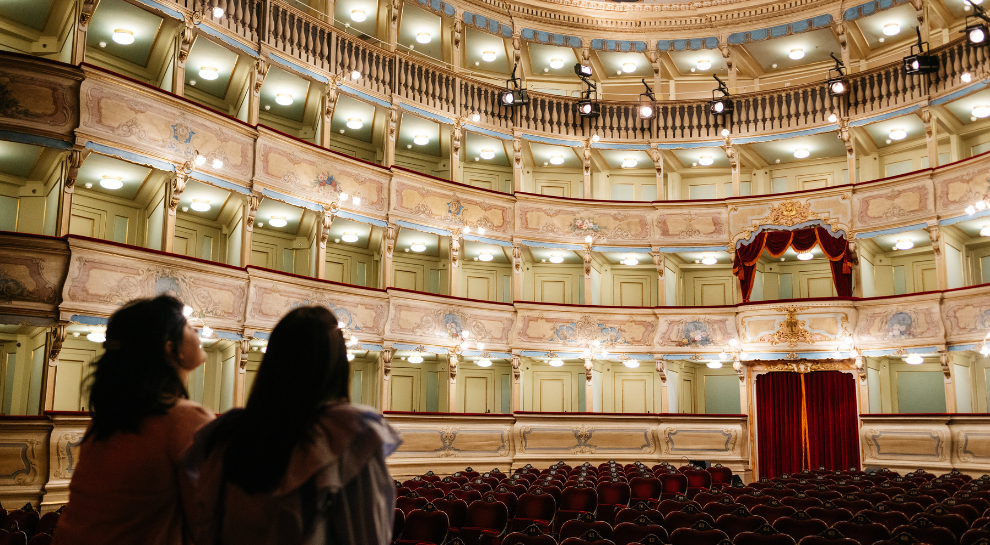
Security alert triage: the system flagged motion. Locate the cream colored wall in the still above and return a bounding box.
[461,164,512,193]
[694,366,743,415]
[866,356,948,414]
[594,172,657,201]
[51,337,103,413]
[600,363,663,413]
[0,328,48,415]
[522,362,585,412]
[395,151,447,180]
[389,360,446,412]
[326,134,383,165]
[523,263,583,304]
[680,266,736,306]
[456,363,512,413]
[326,244,380,287]
[252,225,316,275]
[458,262,511,302]
[599,264,658,307]
[392,253,447,294]
[525,168,583,198]
[348,356,380,408]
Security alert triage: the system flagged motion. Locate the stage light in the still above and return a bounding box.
[574,63,592,77]
[578,99,600,118]
[968,23,988,44]
[500,88,529,106]
[904,53,938,75]
[710,97,733,115]
[828,78,847,96]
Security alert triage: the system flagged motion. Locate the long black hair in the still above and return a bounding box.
[217,306,350,494]
[85,295,190,441]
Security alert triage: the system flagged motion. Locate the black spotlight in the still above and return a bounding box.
[578,99,600,118]
[500,64,530,107]
[639,79,655,119]
[709,75,733,116]
[968,22,989,45]
[574,63,593,78]
[827,53,848,97]
[904,27,939,75]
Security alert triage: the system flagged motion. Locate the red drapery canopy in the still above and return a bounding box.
[732,226,853,303]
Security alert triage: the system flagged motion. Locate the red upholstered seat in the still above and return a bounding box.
[733,524,797,545]
[803,506,853,526]
[614,502,664,526]
[683,469,713,490]
[961,527,990,545]
[738,494,775,509]
[751,500,797,523]
[462,468,481,479]
[942,499,985,523]
[27,534,50,545]
[501,524,558,545]
[714,508,768,539]
[952,494,990,516]
[612,516,668,545]
[596,480,632,525]
[763,486,798,500]
[830,495,872,514]
[560,512,614,542]
[854,488,890,505]
[658,472,688,498]
[859,508,911,531]
[561,485,599,513]
[396,492,428,516]
[793,528,859,545]
[913,507,968,540]
[470,479,494,494]
[703,498,745,520]
[452,485,483,504]
[831,514,892,545]
[502,483,529,497]
[433,495,470,529]
[878,498,924,517]
[34,512,58,539]
[629,477,663,503]
[393,508,404,541]
[511,488,557,533]
[694,491,730,507]
[459,495,509,545]
[707,464,733,487]
[417,483,444,501]
[662,504,715,532]
[772,513,828,542]
[560,529,615,545]
[891,516,959,545]
[533,483,563,507]
[668,520,730,545]
[491,487,520,518]
[395,504,449,545]
[656,498,701,517]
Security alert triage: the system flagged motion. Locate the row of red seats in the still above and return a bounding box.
[0,504,59,545]
[391,462,990,545]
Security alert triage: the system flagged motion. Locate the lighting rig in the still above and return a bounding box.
[965,0,990,47]
[904,27,939,75]
[575,63,600,119]
[709,75,733,123]
[827,53,848,97]
[499,64,530,107]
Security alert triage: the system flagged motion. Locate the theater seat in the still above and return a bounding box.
[612,515,668,545]
[459,494,509,545]
[859,508,910,532]
[560,512,613,542]
[715,508,767,539]
[614,502,664,526]
[804,505,852,526]
[663,504,714,532]
[751,500,796,523]
[708,464,733,487]
[511,488,557,533]
[669,519,730,545]
[793,528,859,545]
[831,514,891,545]
[772,513,827,542]
[890,517,958,545]
[913,507,968,540]
[396,492,428,516]
[394,503,449,545]
[433,494,469,530]
[501,524,558,545]
[560,529,615,545]
[733,524,797,545]
[393,509,405,541]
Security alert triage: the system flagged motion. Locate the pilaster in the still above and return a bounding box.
[511,353,522,412]
[315,204,337,279]
[448,353,459,412]
[381,223,397,288]
[239,191,260,268]
[163,166,189,253]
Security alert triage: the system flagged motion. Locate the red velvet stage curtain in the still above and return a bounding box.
[805,371,861,472]
[733,226,853,303]
[756,371,860,478]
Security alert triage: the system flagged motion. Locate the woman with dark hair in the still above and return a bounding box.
[55,295,213,545]
[187,305,401,545]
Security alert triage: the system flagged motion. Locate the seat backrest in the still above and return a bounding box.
[393,509,404,541]
[403,504,450,545]
[613,517,668,545]
[707,464,733,486]
[597,481,631,506]
[891,516,959,545]
[859,508,911,531]
[559,513,614,542]
[629,477,663,501]
[491,489,520,518]
[772,515,828,542]
[501,524,558,545]
[832,516,892,545]
[396,494,428,516]
[465,495,509,532]
[559,528,616,545]
[912,509,968,539]
[561,485,599,512]
[433,496,469,528]
[663,508,715,532]
[658,472,688,495]
[516,489,557,522]
[732,524,797,545]
[793,528,859,545]
[683,469,712,489]
[714,512,768,539]
[668,520,729,545]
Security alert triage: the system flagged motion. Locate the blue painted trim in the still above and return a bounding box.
[462,12,512,38]
[339,84,392,108]
[949,344,976,352]
[519,239,584,251]
[590,39,647,52]
[396,220,452,237]
[69,314,108,326]
[0,131,73,149]
[728,14,832,45]
[131,0,184,20]
[337,209,388,227]
[400,103,455,125]
[84,142,176,172]
[253,331,271,340]
[214,330,243,341]
[462,350,513,359]
[463,234,513,247]
[261,188,323,212]
[732,124,839,145]
[844,0,911,21]
[657,37,719,51]
[521,28,581,47]
[592,143,651,151]
[359,343,385,351]
[269,53,329,84]
[189,171,251,196]
[850,105,920,127]
[654,141,723,150]
[855,222,929,239]
[862,346,939,357]
[736,220,846,248]
[465,124,513,140]
[521,133,581,147]
[194,23,259,57]
[521,350,585,359]
[941,209,990,226]
[656,245,728,253]
[932,81,990,105]
[592,246,652,253]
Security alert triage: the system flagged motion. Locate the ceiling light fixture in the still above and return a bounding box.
[549,58,564,69]
[623,358,640,368]
[789,48,805,60]
[549,155,564,165]
[696,59,711,71]
[796,252,814,260]
[408,354,424,364]
[416,32,431,44]
[889,128,907,140]
[548,357,564,367]
[275,93,293,106]
[346,118,363,129]
[973,105,990,118]
[112,29,135,45]
[905,354,924,365]
[190,199,211,212]
[477,358,493,367]
[413,134,429,145]
[701,255,718,265]
[707,360,723,369]
[621,158,637,169]
[482,51,496,62]
[622,256,639,266]
[478,251,494,261]
[268,216,288,228]
[793,148,810,159]
[410,241,427,252]
[548,254,565,264]
[100,175,123,190]
[350,9,366,21]
[883,23,901,36]
[341,232,359,243]
[87,331,106,343]
[212,158,223,169]
[894,239,914,250]
[479,149,495,160]
[698,156,714,166]
[621,62,637,73]
[199,66,219,80]
[981,225,990,237]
